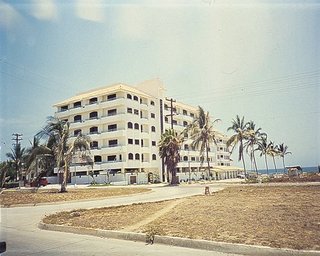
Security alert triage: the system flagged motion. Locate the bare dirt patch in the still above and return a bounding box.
[43,200,173,230]
[42,185,320,251]
[0,187,150,206]
[143,185,320,250]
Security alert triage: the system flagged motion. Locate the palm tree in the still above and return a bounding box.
[267,141,279,174]
[186,106,220,180]
[25,136,54,185]
[278,143,291,173]
[227,115,249,175]
[158,129,183,185]
[6,143,26,182]
[39,117,91,192]
[244,121,266,174]
[257,136,270,174]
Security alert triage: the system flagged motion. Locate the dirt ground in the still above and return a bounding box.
[43,184,320,250]
[0,187,150,206]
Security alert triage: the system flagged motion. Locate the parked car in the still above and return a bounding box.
[39,177,48,186]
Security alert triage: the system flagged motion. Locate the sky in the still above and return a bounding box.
[0,0,319,169]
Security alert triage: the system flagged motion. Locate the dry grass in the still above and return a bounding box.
[43,200,172,230]
[143,185,320,250]
[0,187,150,206]
[42,185,320,250]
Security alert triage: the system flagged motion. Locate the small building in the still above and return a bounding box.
[286,166,302,177]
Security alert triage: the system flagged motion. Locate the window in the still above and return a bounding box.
[183,110,187,115]
[151,113,155,118]
[152,154,157,160]
[128,138,133,144]
[108,124,117,131]
[165,116,168,122]
[141,139,144,147]
[134,109,139,115]
[127,107,132,113]
[127,122,133,129]
[74,115,82,123]
[191,157,196,161]
[74,101,81,108]
[128,153,133,160]
[134,123,139,130]
[172,120,177,125]
[127,94,132,99]
[133,96,138,101]
[190,113,195,118]
[135,153,140,160]
[94,155,102,162]
[164,104,168,110]
[89,111,98,119]
[151,101,155,106]
[74,129,81,136]
[183,121,188,127]
[90,126,98,134]
[108,109,117,116]
[151,126,156,132]
[109,139,118,147]
[152,141,156,146]
[183,156,188,161]
[108,155,117,161]
[184,144,189,150]
[90,141,98,149]
[135,139,139,145]
[89,97,98,104]
[107,94,116,101]
[61,105,68,111]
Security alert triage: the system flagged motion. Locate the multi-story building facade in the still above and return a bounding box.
[53,79,240,185]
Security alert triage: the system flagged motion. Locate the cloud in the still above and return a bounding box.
[76,0,105,22]
[31,0,57,20]
[0,1,22,29]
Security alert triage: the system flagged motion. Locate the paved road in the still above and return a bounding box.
[0,183,240,256]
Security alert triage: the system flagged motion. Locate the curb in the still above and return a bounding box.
[38,222,320,256]
[1,189,153,208]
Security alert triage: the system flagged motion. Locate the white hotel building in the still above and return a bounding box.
[54,79,240,185]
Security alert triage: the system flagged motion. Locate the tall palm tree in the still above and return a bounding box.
[39,117,91,192]
[6,143,26,182]
[278,143,291,173]
[257,136,270,174]
[186,106,220,180]
[244,121,265,174]
[267,141,279,174]
[227,115,249,175]
[158,129,183,185]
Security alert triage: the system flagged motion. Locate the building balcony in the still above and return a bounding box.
[100,129,126,138]
[100,97,126,108]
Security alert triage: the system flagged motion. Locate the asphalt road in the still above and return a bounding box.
[0,183,240,256]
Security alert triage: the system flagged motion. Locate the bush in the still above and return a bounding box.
[3,182,19,189]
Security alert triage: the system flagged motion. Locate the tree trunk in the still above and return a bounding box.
[272,156,277,174]
[264,154,269,175]
[253,151,258,174]
[282,157,286,174]
[206,145,211,180]
[240,141,247,176]
[60,162,68,193]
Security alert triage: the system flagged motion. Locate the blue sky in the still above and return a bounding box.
[0,0,319,169]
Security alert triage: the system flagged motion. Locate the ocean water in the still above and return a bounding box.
[253,166,319,175]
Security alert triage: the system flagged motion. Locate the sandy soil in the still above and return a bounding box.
[43,185,320,250]
[0,187,150,206]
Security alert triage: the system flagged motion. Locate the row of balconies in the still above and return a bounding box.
[57,91,158,113]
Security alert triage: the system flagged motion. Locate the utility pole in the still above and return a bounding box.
[165,97,176,129]
[11,133,23,185]
[12,133,23,147]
